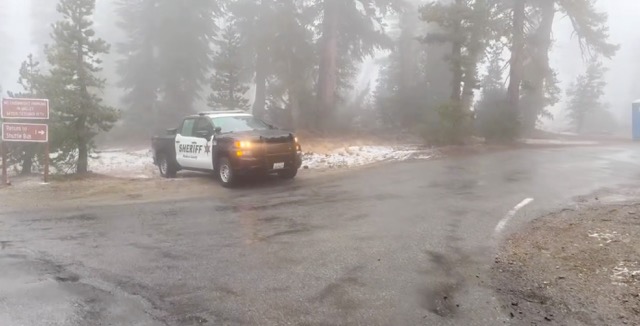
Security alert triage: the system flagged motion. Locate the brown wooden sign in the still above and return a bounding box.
[2,123,48,143]
[1,98,50,119]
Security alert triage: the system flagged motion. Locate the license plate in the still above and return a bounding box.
[273,162,285,170]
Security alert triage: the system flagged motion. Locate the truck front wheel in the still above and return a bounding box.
[278,168,298,179]
[217,157,236,187]
[158,154,177,178]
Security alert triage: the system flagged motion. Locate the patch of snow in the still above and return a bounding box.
[588,230,622,244]
[611,262,640,285]
[302,145,436,169]
[521,139,599,145]
[5,145,435,179]
[88,149,156,179]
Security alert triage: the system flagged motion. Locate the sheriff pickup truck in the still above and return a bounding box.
[151,110,302,187]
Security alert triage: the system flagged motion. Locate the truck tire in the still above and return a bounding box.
[217,157,236,187]
[158,154,177,178]
[278,168,298,180]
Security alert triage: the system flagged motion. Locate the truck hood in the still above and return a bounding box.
[216,129,294,142]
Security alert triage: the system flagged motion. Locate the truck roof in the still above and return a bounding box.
[186,110,252,119]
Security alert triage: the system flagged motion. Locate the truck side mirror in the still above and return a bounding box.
[167,128,178,135]
[195,130,212,139]
[214,126,222,134]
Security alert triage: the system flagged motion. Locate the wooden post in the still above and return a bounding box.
[44,141,50,183]
[1,142,7,186]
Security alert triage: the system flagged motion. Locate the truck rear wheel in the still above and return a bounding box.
[217,157,236,187]
[158,154,177,178]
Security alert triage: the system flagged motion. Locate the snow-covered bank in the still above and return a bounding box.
[80,145,437,179]
[520,139,599,145]
[89,149,156,179]
[301,145,436,169]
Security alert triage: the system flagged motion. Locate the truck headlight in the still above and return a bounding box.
[234,141,252,149]
[294,137,301,152]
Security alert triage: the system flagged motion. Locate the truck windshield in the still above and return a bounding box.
[211,116,271,133]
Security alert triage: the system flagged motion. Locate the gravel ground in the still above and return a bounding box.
[493,201,640,325]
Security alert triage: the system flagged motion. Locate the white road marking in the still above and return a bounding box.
[495,198,534,233]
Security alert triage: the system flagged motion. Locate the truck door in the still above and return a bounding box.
[175,118,198,168]
[192,117,215,170]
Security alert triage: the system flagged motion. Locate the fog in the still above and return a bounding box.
[1,0,638,134]
[549,0,640,131]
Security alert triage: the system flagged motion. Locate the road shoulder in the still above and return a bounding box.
[493,199,640,325]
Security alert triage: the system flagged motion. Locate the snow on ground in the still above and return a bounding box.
[89,149,156,179]
[611,261,640,286]
[588,230,623,244]
[302,145,435,169]
[82,145,436,178]
[520,139,599,145]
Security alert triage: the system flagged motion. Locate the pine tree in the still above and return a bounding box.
[375,3,427,130]
[7,55,44,174]
[45,0,119,174]
[154,0,218,121]
[419,0,499,144]
[481,45,506,92]
[230,0,277,121]
[116,0,160,138]
[31,0,59,57]
[208,24,250,111]
[263,0,316,129]
[116,0,219,136]
[475,44,518,142]
[231,0,316,127]
[517,0,618,132]
[314,0,401,132]
[507,0,526,125]
[566,59,607,133]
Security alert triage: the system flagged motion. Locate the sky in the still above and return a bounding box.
[1,0,31,91]
[2,0,639,131]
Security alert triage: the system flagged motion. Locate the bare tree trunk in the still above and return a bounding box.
[461,63,477,111]
[251,0,270,119]
[76,36,89,174]
[523,0,555,131]
[508,0,526,117]
[290,90,302,130]
[316,0,338,132]
[20,145,36,175]
[252,46,268,118]
[76,114,89,174]
[449,0,464,103]
[450,44,463,103]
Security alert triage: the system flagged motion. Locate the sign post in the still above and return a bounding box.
[1,98,50,184]
[1,142,6,186]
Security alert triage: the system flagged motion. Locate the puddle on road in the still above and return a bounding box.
[597,194,636,204]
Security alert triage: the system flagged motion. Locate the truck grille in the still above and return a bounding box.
[265,142,294,155]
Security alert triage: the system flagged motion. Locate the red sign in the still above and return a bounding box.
[1,98,49,119]
[2,123,48,143]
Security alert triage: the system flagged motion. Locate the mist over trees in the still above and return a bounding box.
[566,59,615,134]
[1,0,621,174]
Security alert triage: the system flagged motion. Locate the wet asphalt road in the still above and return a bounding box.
[1,144,639,325]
